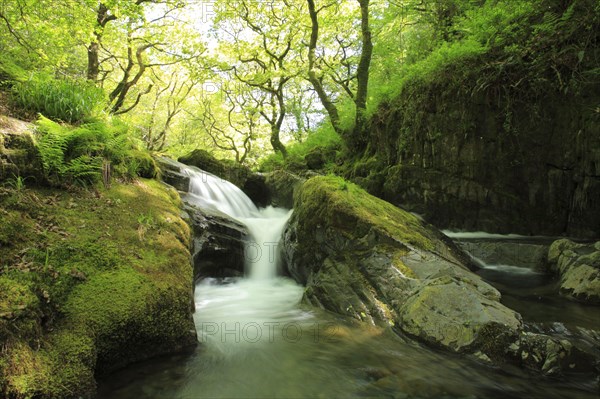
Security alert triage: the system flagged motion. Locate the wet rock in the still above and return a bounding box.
[398,276,522,353]
[242,173,270,207]
[156,156,190,192]
[283,176,523,358]
[182,200,249,279]
[509,332,597,376]
[157,157,251,278]
[547,239,600,304]
[457,240,548,269]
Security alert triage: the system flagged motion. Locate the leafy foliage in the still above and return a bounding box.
[259,124,342,172]
[11,72,107,123]
[35,116,151,186]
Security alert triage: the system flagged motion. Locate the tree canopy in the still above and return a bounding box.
[1,0,598,166]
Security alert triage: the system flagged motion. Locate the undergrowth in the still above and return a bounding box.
[35,116,157,187]
[8,69,107,124]
[259,124,342,172]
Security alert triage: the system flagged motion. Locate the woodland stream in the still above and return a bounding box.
[97,169,599,399]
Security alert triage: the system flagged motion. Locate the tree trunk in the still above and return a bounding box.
[306,0,342,135]
[87,4,116,82]
[350,0,373,149]
[87,41,100,81]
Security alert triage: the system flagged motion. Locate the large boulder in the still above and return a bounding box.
[283,176,521,355]
[547,239,600,304]
[283,176,599,375]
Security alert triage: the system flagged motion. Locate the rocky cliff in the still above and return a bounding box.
[354,85,600,238]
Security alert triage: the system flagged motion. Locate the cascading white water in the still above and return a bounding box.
[184,167,259,219]
[182,165,305,354]
[183,166,292,279]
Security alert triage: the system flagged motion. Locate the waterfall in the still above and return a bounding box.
[184,167,259,219]
[181,164,304,353]
[183,166,291,279]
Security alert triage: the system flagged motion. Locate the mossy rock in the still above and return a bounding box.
[128,150,158,178]
[178,149,248,186]
[304,148,325,170]
[547,239,600,304]
[0,117,44,183]
[283,175,524,362]
[292,176,436,251]
[0,179,196,398]
[263,170,305,208]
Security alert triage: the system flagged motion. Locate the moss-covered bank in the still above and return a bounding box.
[0,179,196,398]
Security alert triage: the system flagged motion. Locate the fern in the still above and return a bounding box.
[63,155,102,185]
[36,116,68,179]
[34,116,152,186]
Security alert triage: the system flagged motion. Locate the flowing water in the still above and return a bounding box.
[96,173,599,398]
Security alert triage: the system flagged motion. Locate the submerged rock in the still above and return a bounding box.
[547,239,600,304]
[283,176,522,356]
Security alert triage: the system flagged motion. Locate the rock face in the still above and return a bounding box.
[354,78,600,238]
[263,170,305,208]
[547,239,600,304]
[0,116,43,182]
[183,200,249,278]
[157,156,190,192]
[283,176,522,355]
[283,176,599,375]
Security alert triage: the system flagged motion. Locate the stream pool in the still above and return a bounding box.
[97,274,599,399]
[98,168,598,398]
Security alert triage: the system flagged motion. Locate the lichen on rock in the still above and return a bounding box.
[547,239,600,304]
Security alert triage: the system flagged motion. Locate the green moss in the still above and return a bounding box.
[391,250,417,279]
[127,150,158,178]
[296,176,434,251]
[0,178,195,398]
[0,209,34,247]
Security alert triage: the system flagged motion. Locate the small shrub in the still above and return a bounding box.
[259,125,342,172]
[35,116,150,187]
[10,72,106,123]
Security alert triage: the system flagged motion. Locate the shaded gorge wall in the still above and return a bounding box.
[352,71,600,238]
